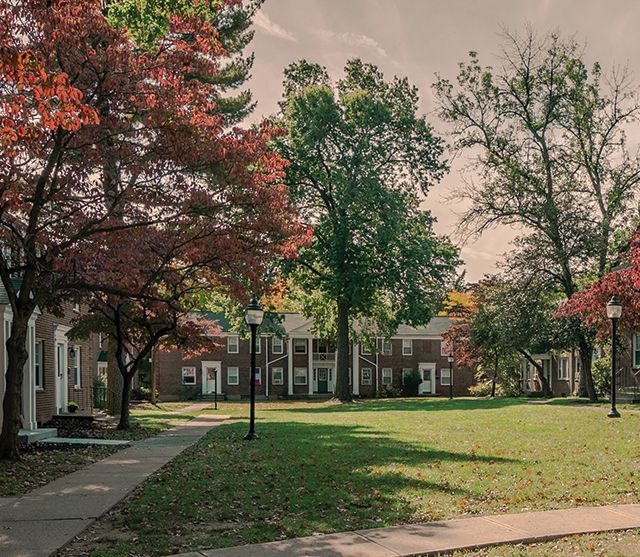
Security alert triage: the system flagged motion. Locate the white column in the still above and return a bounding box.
[308,338,313,395]
[352,342,360,396]
[287,337,293,395]
[21,319,37,430]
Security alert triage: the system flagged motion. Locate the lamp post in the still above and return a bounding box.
[213,368,218,411]
[447,355,454,400]
[606,296,622,418]
[244,298,264,440]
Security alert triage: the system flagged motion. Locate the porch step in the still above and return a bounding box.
[18,427,58,444]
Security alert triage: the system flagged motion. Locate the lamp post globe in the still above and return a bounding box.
[244,298,264,440]
[606,296,622,418]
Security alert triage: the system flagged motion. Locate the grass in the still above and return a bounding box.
[456,529,640,556]
[58,397,640,557]
[0,444,121,496]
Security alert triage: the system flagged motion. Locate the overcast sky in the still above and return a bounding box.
[246,0,640,282]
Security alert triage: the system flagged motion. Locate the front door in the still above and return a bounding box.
[418,363,436,395]
[201,361,221,395]
[317,368,329,393]
[55,342,68,413]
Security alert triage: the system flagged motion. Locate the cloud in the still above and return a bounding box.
[254,10,296,42]
[316,29,388,58]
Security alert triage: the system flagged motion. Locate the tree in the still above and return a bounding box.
[0,0,298,457]
[434,28,640,401]
[277,59,459,401]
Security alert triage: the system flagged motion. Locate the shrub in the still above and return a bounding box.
[376,384,403,398]
[468,380,504,397]
[592,356,611,397]
[131,385,159,401]
[67,401,80,413]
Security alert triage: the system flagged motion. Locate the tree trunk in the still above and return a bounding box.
[577,335,597,402]
[491,352,499,397]
[0,314,30,460]
[335,298,351,402]
[106,341,123,415]
[118,371,134,430]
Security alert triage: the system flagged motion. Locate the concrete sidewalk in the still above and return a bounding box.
[176,504,640,557]
[0,414,228,557]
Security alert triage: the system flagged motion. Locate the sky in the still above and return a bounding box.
[246,0,640,282]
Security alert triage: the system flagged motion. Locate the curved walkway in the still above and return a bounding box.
[0,413,228,557]
[171,504,640,557]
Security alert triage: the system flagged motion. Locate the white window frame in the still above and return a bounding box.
[97,362,108,381]
[382,368,393,385]
[361,343,372,356]
[182,366,196,385]
[272,337,284,354]
[35,339,44,390]
[382,339,392,355]
[440,340,449,356]
[73,303,80,313]
[402,339,413,356]
[634,334,640,368]
[361,367,372,385]
[227,335,239,354]
[294,367,308,385]
[272,367,284,385]
[227,366,239,385]
[558,357,569,380]
[73,345,81,388]
[293,339,307,354]
[441,368,452,386]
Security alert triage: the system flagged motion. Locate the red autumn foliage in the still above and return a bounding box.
[559,233,640,340]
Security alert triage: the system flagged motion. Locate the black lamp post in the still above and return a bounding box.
[213,368,218,411]
[606,295,622,418]
[447,354,454,400]
[244,297,264,440]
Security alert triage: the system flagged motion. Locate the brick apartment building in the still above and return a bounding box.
[0,280,102,433]
[154,313,476,400]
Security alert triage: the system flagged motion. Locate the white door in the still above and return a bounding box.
[418,363,436,395]
[201,361,222,395]
[55,342,68,413]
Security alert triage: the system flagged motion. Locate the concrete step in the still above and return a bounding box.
[18,427,58,444]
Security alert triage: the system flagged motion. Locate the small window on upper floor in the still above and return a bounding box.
[402,339,413,356]
[227,335,239,354]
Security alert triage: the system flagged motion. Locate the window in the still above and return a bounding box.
[253,367,262,385]
[634,334,640,368]
[272,337,284,354]
[251,337,261,354]
[402,368,413,385]
[441,340,449,356]
[35,340,44,389]
[294,367,308,385]
[382,368,393,385]
[294,338,307,354]
[227,335,239,354]
[558,357,569,380]
[72,345,81,388]
[73,303,80,313]
[402,339,413,356]
[227,366,239,385]
[182,366,196,385]
[361,368,372,385]
[441,368,451,386]
[272,367,284,385]
[361,343,372,356]
[97,362,108,381]
[382,340,392,355]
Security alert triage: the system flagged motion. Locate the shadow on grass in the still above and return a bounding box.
[118,419,520,553]
[272,397,530,414]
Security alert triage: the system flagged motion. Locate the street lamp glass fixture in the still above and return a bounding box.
[447,356,454,364]
[244,298,264,326]
[606,296,622,320]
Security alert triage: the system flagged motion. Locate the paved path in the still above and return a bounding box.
[171,504,640,557]
[0,414,228,557]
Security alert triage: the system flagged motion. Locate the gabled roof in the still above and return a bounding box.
[0,277,23,305]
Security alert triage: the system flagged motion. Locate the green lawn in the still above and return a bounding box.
[59,398,640,557]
